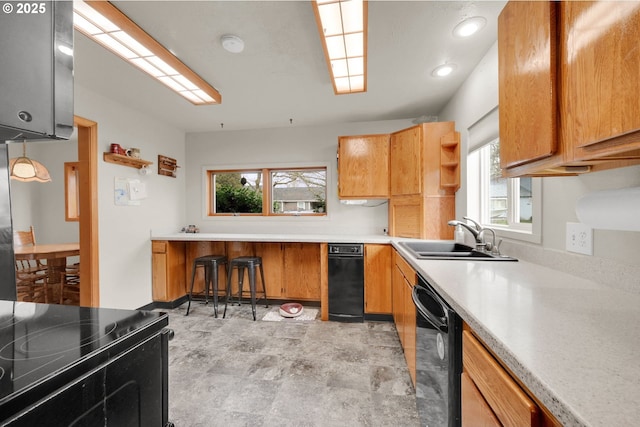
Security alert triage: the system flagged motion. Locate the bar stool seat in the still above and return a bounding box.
[186,255,227,317]
[223,256,268,321]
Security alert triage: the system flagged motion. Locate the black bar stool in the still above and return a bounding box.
[186,255,227,317]
[223,256,268,321]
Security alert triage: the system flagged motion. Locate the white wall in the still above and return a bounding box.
[438,42,640,290]
[184,119,413,236]
[74,84,187,309]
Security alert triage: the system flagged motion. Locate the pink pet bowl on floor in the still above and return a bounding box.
[279,302,304,318]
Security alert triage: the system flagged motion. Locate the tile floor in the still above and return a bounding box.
[165,300,420,426]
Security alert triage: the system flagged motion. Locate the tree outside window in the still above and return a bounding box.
[207,167,327,216]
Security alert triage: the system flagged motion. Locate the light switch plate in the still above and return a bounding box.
[566,222,593,255]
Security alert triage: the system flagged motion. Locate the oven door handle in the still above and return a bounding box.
[412,284,448,333]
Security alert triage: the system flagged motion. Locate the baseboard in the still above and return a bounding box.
[138,295,189,311]
[364,313,393,322]
[138,296,321,312]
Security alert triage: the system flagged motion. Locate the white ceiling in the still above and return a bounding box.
[73,1,507,133]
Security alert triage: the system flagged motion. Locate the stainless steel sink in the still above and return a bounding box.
[398,241,517,261]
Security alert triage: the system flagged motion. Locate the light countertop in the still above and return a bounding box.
[151,232,392,244]
[152,232,637,426]
[393,242,640,427]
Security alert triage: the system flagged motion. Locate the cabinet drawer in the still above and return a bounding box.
[463,330,539,427]
[394,251,416,285]
[152,241,167,254]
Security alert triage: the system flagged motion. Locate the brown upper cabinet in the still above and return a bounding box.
[390,126,423,196]
[498,1,640,177]
[388,122,459,239]
[338,134,390,199]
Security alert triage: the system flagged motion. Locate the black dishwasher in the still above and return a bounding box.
[328,243,364,322]
[413,275,462,427]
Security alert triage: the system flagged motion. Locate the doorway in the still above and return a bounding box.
[74,116,99,307]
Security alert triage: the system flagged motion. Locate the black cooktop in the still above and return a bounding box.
[0,300,168,405]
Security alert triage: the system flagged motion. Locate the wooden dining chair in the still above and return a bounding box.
[15,265,49,303]
[14,226,48,274]
[59,263,80,305]
[14,226,51,303]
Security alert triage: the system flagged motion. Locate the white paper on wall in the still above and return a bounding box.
[114,177,143,206]
[128,180,148,200]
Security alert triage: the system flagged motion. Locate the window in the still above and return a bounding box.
[468,138,540,242]
[211,170,263,214]
[207,167,327,216]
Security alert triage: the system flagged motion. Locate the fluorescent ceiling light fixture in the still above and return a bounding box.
[453,16,487,38]
[312,0,368,94]
[432,63,457,77]
[73,0,221,105]
[9,141,52,183]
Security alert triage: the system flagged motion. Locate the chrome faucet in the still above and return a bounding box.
[447,219,483,248]
[448,217,501,255]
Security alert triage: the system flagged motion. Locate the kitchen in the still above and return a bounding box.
[2,1,640,426]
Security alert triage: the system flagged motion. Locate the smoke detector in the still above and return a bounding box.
[221,34,244,53]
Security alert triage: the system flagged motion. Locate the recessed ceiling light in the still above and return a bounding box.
[221,35,245,53]
[432,63,457,77]
[453,16,487,38]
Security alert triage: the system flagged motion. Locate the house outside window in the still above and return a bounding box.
[207,167,327,216]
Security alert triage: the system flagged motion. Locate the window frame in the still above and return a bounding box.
[468,138,542,243]
[205,165,328,218]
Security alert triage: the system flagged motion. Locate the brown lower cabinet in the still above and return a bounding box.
[462,325,561,427]
[364,244,392,314]
[151,241,186,302]
[151,240,324,304]
[392,249,416,386]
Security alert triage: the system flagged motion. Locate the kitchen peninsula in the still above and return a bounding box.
[150,232,391,321]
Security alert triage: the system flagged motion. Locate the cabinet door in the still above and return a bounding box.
[390,126,422,196]
[283,243,321,300]
[498,1,558,170]
[338,135,390,198]
[461,372,501,427]
[152,241,186,302]
[561,2,640,160]
[389,196,423,238]
[151,242,168,302]
[254,242,284,300]
[364,244,391,314]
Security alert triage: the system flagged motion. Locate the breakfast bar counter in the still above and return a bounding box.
[150,232,391,244]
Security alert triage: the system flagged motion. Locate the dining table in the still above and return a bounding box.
[14,243,80,285]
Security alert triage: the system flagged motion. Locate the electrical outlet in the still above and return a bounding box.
[566,222,593,255]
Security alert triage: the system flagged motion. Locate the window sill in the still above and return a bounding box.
[493,226,541,244]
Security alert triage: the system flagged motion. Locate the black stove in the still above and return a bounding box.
[0,300,171,426]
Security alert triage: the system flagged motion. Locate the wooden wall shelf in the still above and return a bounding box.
[103,153,153,169]
[440,132,461,191]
